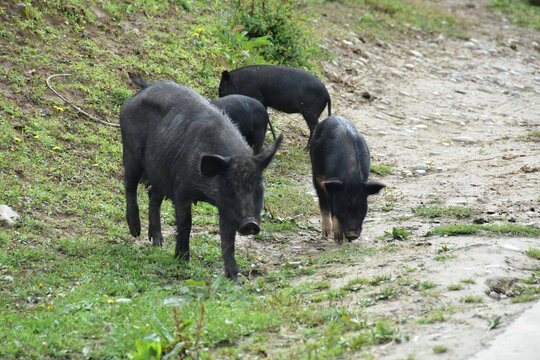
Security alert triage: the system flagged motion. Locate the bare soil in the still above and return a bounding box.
[234,1,540,358]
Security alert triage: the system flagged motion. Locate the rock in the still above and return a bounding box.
[413,163,428,170]
[413,169,426,176]
[404,64,415,70]
[0,205,20,227]
[453,136,477,144]
[485,277,521,297]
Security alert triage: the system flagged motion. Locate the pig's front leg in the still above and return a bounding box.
[174,202,192,263]
[219,215,239,281]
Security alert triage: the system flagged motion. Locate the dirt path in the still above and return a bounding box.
[324,1,539,358]
[236,1,539,358]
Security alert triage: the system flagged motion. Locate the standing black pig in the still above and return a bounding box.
[210,94,275,154]
[120,77,283,280]
[218,65,331,145]
[309,116,385,244]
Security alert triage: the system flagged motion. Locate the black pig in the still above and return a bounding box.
[218,65,331,145]
[309,116,385,244]
[210,94,275,154]
[120,77,283,280]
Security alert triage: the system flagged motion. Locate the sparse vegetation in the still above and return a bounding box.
[428,224,540,237]
[412,205,479,219]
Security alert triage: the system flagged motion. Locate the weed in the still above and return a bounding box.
[486,315,502,331]
[433,345,448,354]
[420,282,437,290]
[461,279,476,284]
[447,284,463,291]
[435,254,457,262]
[462,296,483,303]
[382,227,412,241]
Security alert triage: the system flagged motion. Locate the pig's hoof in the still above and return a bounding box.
[128,219,141,238]
[150,234,164,247]
[333,234,344,245]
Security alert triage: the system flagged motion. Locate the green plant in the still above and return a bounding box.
[214,30,271,68]
[229,0,320,67]
[370,164,394,175]
[382,227,412,241]
[487,315,502,330]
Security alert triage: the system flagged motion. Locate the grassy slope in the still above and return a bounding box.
[1,0,538,359]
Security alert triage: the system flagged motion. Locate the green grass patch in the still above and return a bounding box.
[433,345,448,354]
[462,296,483,303]
[487,0,540,29]
[412,205,479,219]
[428,224,540,237]
[370,164,394,176]
[447,284,463,291]
[526,248,540,260]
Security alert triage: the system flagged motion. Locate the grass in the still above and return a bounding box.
[412,205,479,219]
[428,224,540,237]
[311,0,466,40]
[487,0,540,29]
[526,248,540,260]
[370,164,394,176]
[433,345,448,354]
[462,296,484,303]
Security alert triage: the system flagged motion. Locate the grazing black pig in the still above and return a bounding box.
[210,94,275,154]
[120,76,283,280]
[309,116,385,244]
[218,65,331,144]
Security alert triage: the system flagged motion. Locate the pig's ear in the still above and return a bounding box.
[200,154,231,177]
[255,134,284,170]
[221,71,231,82]
[322,179,343,192]
[365,181,386,196]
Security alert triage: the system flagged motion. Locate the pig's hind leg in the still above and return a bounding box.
[148,187,164,246]
[124,162,142,238]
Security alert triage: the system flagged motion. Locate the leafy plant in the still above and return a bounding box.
[214,30,271,68]
[229,0,320,67]
[382,227,412,241]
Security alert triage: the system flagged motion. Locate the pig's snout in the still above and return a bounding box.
[238,218,260,235]
[345,229,361,241]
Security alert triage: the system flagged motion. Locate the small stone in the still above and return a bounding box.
[413,169,426,176]
[0,205,20,227]
[453,136,477,144]
[413,163,428,170]
[404,64,415,70]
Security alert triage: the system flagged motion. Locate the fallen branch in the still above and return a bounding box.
[46,73,120,128]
